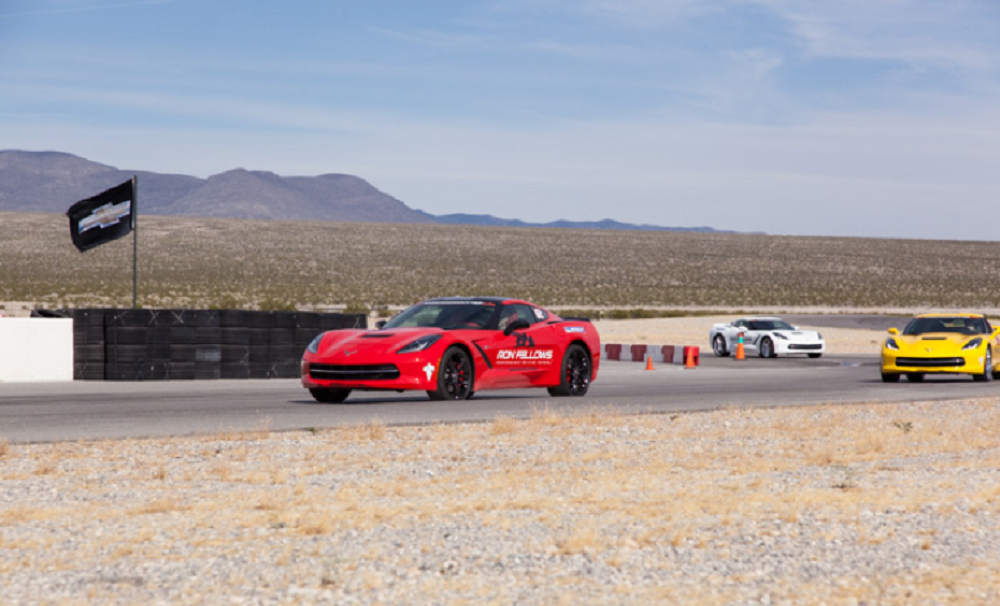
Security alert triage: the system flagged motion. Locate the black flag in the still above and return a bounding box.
[66,180,134,252]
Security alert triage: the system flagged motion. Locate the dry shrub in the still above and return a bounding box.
[366,418,386,441]
[491,415,519,435]
[530,405,566,427]
[0,439,9,458]
[131,498,187,515]
[557,525,603,555]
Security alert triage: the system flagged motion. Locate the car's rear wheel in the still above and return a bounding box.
[712,335,729,357]
[759,338,775,358]
[906,373,924,382]
[548,344,591,397]
[881,373,900,383]
[309,388,351,403]
[428,347,474,400]
[974,348,993,382]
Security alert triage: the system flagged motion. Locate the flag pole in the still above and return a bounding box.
[132,174,138,309]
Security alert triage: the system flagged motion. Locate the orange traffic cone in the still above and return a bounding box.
[734,336,745,361]
[645,356,655,371]
[684,347,697,369]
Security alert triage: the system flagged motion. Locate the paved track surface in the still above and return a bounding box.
[782,314,908,331]
[4,354,1000,443]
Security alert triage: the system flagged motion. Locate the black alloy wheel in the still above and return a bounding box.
[428,347,474,400]
[713,335,729,357]
[548,344,591,397]
[310,388,351,403]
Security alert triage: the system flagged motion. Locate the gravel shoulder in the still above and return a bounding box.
[3,398,1000,605]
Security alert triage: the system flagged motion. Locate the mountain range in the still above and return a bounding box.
[0,150,730,233]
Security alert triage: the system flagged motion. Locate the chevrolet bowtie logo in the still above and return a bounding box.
[344,349,357,357]
[79,201,131,233]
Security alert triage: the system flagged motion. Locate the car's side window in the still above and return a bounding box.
[498,304,535,331]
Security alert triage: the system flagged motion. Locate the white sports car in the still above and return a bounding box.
[709,317,825,358]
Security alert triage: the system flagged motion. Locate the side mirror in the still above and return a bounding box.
[888,327,899,335]
[992,327,1000,338]
[503,319,530,336]
[375,320,387,329]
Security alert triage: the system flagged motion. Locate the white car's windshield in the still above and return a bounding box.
[747,320,794,331]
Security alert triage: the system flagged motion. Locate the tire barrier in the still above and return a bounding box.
[599,342,700,367]
[62,308,367,381]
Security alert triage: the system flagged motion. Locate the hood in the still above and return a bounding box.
[897,332,981,353]
[316,327,443,358]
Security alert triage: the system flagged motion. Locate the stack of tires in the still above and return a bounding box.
[70,308,106,381]
[64,308,366,381]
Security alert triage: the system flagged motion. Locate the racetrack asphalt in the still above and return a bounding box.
[4,353,999,443]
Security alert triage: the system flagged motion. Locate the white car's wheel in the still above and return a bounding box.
[759,337,775,358]
[712,334,729,357]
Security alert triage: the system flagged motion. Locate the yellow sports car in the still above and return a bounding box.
[881,313,1000,383]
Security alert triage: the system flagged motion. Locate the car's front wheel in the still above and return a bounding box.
[548,344,591,397]
[310,388,351,403]
[759,337,775,358]
[712,335,729,357]
[906,373,924,382]
[881,373,900,383]
[974,348,993,382]
[808,353,822,359]
[428,346,474,400]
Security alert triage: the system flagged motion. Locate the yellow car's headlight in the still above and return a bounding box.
[885,337,899,350]
[962,337,983,351]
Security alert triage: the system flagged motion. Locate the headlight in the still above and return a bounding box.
[773,332,788,340]
[963,338,983,350]
[817,333,823,340]
[306,333,325,354]
[885,337,899,350]
[397,334,442,354]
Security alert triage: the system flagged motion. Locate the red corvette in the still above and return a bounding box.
[301,297,600,402]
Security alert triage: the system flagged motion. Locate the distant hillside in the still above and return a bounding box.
[0,150,736,232]
[0,150,431,224]
[433,213,729,233]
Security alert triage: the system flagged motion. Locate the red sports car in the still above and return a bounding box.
[301,297,600,402]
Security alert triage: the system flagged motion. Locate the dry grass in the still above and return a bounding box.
[4,211,1000,312]
[4,399,1000,603]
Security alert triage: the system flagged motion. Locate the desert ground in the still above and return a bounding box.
[5,212,1000,604]
[4,398,1000,605]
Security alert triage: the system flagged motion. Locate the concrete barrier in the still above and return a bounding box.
[0,318,74,382]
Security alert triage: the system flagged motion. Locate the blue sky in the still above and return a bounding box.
[2,0,999,239]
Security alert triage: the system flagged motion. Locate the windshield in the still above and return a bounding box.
[903,316,987,336]
[381,302,498,330]
[747,320,795,331]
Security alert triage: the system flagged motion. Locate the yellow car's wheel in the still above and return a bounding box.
[881,372,900,383]
[974,348,993,382]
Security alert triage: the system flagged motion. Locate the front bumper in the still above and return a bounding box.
[774,341,826,356]
[881,350,986,374]
[301,354,438,390]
